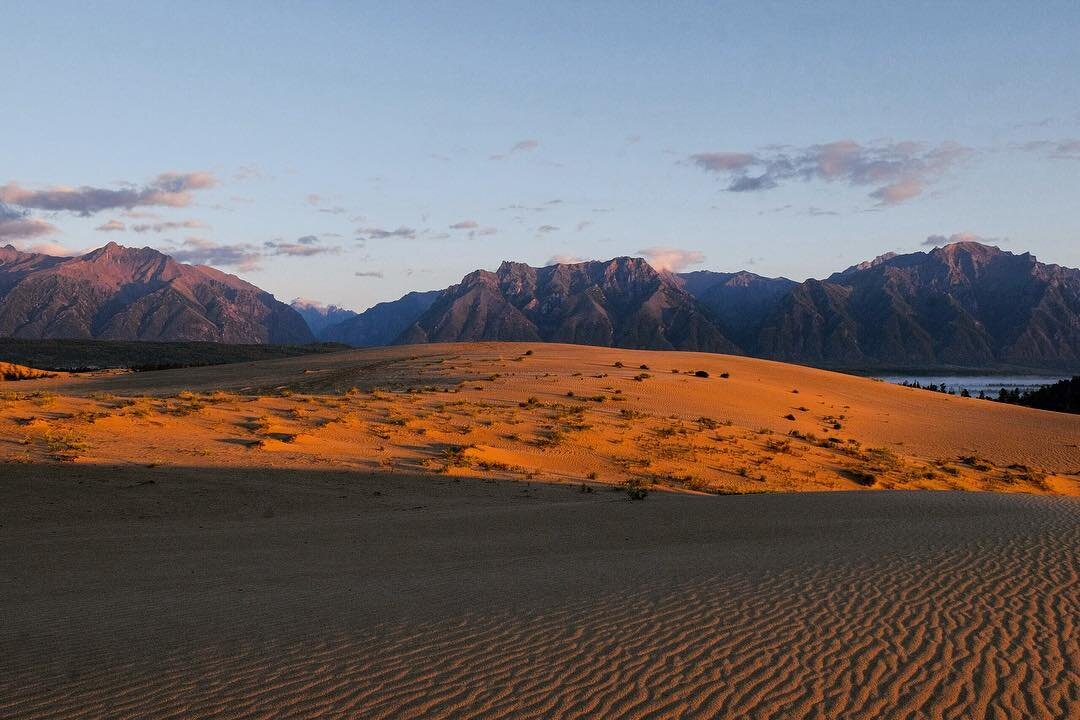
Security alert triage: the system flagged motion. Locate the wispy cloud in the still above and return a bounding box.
[0,171,216,216]
[163,233,338,271]
[167,237,262,271]
[490,138,540,160]
[356,226,417,240]
[264,235,341,257]
[131,219,207,233]
[537,224,559,234]
[0,203,56,240]
[637,246,705,272]
[1018,139,1080,160]
[354,270,384,278]
[449,219,479,229]
[94,219,126,232]
[690,140,972,205]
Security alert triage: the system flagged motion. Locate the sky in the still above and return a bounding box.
[2,1,1079,312]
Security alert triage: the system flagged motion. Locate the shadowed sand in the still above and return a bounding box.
[1,467,1077,719]
[1,343,1078,718]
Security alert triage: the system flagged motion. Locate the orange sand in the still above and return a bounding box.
[2,342,1077,494]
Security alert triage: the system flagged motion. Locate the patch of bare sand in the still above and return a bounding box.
[0,466,1076,719]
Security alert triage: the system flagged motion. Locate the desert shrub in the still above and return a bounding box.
[958,455,992,471]
[783,413,796,421]
[694,370,709,378]
[765,438,792,453]
[633,373,651,381]
[697,416,717,429]
[844,468,877,486]
[44,430,89,461]
[625,484,648,501]
[524,349,534,356]
[613,361,624,368]
[639,364,650,370]
[440,444,473,468]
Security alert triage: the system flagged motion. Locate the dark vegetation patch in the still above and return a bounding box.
[0,338,349,372]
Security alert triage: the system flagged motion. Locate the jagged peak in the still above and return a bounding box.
[838,252,899,276]
[929,240,1012,264]
[82,241,166,262]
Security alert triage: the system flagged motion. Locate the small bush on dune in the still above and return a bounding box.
[694,370,709,378]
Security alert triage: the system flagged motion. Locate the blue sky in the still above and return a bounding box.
[2,1,1078,311]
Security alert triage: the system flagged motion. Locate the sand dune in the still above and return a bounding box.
[2,343,1078,494]
[2,343,1078,718]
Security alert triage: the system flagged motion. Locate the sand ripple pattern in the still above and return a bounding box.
[3,497,1078,720]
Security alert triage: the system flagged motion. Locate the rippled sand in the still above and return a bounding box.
[2,466,1076,719]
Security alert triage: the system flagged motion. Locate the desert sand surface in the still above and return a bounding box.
[2,342,1078,494]
[1,467,1077,719]
[2,343,1078,719]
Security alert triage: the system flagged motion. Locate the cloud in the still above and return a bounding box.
[689,152,757,172]
[131,219,207,233]
[537,224,559,234]
[469,227,497,240]
[95,219,126,232]
[576,221,592,232]
[637,246,705,272]
[354,270,384,278]
[450,219,479,230]
[0,171,217,216]
[0,203,57,241]
[490,138,540,160]
[1019,139,1080,160]
[159,234,336,273]
[167,237,262,271]
[264,235,341,258]
[356,226,417,240]
[547,254,588,265]
[869,179,924,205]
[689,140,972,205]
[511,139,539,153]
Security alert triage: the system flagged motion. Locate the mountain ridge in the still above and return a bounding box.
[0,241,312,344]
[319,241,1080,370]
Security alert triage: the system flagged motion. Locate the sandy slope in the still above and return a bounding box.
[2,343,1078,718]
[2,343,1077,494]
[1,467,1076,719]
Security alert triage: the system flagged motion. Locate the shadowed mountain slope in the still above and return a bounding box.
[396,257,740,352]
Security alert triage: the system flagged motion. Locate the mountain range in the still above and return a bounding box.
[2,240,1078,371]
[0,242,312,344]
[308,241,1080,371]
